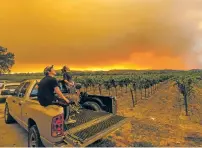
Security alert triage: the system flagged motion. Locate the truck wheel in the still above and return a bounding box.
[4,104,15,124]
[83,101,102,111]
[28,125,44,147]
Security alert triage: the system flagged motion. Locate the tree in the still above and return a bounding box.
[0,46,15,74]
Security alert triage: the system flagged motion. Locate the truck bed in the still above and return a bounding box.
[64,109,109,130]
[63,109,128,147]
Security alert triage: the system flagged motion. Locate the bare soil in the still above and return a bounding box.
[94,81,202,147]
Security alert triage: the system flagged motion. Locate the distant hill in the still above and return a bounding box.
[189,69,202,72]
[4,69,200,76]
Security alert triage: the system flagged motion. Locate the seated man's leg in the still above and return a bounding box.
[63,105,76,124]
[63,105,69,121]
[52,99,76,124]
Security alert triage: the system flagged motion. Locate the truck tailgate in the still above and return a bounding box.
[61,109,129,147]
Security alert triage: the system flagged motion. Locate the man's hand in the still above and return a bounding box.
[64,98,70,104]
[64,80,74,87]
[69,81,75,86]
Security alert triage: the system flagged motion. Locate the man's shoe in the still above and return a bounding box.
[65,117,76,124]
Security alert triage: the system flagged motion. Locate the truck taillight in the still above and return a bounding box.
[51,114,64,137]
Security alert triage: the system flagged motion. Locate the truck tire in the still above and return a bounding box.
[28,125,44,147]
[83,101,102,111]
[4,104,15,124]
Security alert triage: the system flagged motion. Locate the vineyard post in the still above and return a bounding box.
[120,86,123,95]
[115,87,117,96]
[144,88,147,98]
[148,88,150,97]
[130,88,135,107]
[125,85,128,93]
[134,89,137,104]
[184,93,188,116]
[118,80,124,96]
[149,87,151,96]
[141,89,143,99]
[98,84,102,95]
[93,86,96,94]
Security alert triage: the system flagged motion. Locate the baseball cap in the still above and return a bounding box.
[44,65,54,76]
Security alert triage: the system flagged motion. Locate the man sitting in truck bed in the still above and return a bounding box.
[37,65,76,124]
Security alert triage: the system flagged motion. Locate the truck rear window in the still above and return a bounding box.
[0,83,4,89]
[5,85,19,90]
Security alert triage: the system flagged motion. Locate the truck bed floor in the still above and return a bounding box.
[74,115,125,141]
[64,109,109,131]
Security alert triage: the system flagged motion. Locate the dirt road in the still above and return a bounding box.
[0,104,27,147]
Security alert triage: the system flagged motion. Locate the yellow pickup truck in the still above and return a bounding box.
[4,79,129,147]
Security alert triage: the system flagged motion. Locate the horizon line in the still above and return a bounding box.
[6,68,201,74]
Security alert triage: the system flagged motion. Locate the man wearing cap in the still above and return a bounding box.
[61,66,81,104]
[62,66,77,92]
[38,65,76,124]
[61,66,74,86]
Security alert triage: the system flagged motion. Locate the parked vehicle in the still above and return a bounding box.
[0,82,20,103]
[5,79,129,147]
[0,80,7,89]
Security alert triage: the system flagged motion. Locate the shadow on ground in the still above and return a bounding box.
[88,139,116,147]
[132,142,155,147]
[185,134,202,145]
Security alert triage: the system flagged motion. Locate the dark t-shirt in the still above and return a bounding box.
[37,76,59,106]
[63,72,72,81]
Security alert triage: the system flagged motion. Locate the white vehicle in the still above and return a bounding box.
[0,80,6,89]
[0,82,20,102]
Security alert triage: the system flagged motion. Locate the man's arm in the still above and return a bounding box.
[64,79,74,86]
[54,86,70,103]
[63,72,74,86]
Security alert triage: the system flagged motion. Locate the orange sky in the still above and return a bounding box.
[0,0,202,72]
